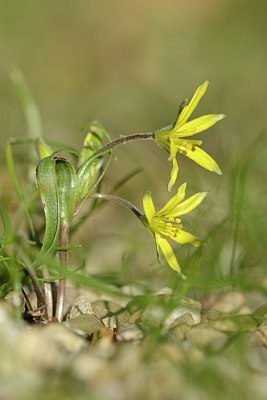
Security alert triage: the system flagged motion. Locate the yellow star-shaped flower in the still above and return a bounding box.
[142,183,207,278]
[155,81,224,191]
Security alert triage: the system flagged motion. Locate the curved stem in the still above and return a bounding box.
[91,132,155,159]
[90,193,144,219]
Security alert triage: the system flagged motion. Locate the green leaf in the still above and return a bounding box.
[0,206,12,249]
[35,156,77,265]
[54,157,77,226]
[35,156,60,265]
[5,143,35,237]
[10,69,42,138]
[58,267,128,300]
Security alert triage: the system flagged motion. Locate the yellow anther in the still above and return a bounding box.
[181,141,193,151]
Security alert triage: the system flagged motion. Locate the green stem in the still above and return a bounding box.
[91,132,155,159]
[55,224,69,322]
[90,193,144,219]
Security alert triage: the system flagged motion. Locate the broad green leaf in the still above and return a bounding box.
[55,157,77,226]
[35,156,60,265]
[35,156,78,260]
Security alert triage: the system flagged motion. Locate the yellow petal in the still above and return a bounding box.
[168,137,177,161]
[174,114,225,137]
[143,191,156,224]
[170,228,200,246]
[167,140,179,192]
[155,234,185,278]
[157,183,187,217]
[172,192,207,216]
[168,157,179,192]
[174,81,209,129]
[184,146,222,175]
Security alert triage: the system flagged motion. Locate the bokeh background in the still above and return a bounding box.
[1,0,267,284]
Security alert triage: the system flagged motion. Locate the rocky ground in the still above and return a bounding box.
[1,286,267,400]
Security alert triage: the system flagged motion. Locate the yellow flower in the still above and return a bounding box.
[155,81,225,191]
[142,183,207,278]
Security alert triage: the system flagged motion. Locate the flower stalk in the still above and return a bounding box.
[91,193,143,219]
[90,132,155,159]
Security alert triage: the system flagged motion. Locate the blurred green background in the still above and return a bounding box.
[1,0,267,282]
